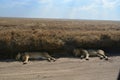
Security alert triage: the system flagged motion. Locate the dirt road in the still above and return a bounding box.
[0,56,120,80]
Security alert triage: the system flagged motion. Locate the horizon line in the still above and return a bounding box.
[0,16,120,22]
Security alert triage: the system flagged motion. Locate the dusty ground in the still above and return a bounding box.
[0,56,120,80]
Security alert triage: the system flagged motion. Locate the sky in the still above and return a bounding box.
[0,0,120,20]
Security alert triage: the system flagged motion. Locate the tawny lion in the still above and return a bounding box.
[16,52,56,64]
[73,49,108,60]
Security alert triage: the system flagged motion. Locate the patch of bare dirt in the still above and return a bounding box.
[0,56,120,80]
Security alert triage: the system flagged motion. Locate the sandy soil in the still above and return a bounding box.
[0,56,120,80]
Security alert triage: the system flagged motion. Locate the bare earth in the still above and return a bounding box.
[0,56,120,80]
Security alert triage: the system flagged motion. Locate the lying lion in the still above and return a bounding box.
[16,52,56,64]
[73,49,108,60]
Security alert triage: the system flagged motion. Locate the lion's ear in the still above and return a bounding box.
[16,53,21,60]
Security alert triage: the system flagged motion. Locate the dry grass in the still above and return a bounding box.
[0,18,120,59]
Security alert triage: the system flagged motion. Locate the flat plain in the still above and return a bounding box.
[0,18,120,80]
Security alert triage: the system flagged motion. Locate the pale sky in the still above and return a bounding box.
[0,0,120,20]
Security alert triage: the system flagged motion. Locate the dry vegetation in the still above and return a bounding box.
[0,17,120,59]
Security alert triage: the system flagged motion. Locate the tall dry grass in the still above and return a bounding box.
[0,18,120,59]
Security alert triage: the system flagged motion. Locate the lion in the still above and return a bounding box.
[16,52,56,64]
[73,48,108,60]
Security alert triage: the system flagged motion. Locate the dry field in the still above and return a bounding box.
[0,18,120,58]
[0,18,120,80]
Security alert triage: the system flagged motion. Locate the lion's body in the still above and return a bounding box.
[16,52,56,64]
[73,49,108,60]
